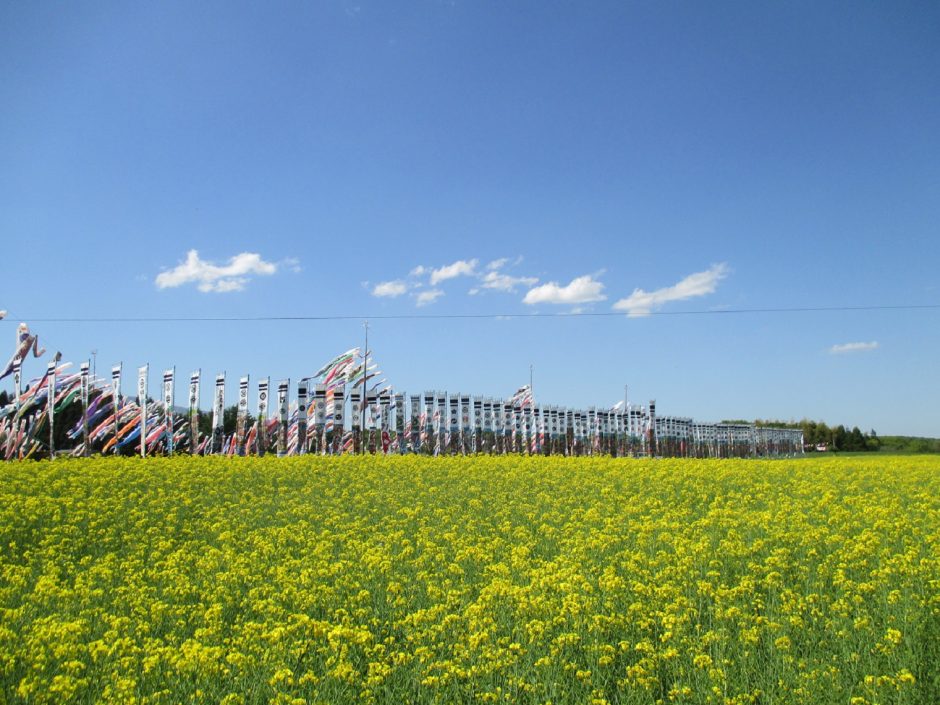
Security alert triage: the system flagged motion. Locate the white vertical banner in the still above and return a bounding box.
[256,377,269,455]
[237,375,250,455]
[276,379,289,457]
[394,392,405,453]
[12,359,22,410]
[434,394,444,456]
[111,364,122,455]
[460,395,470,452]
[367,390,378,431]
[408,394,424,453]
[163,368,175,454]
[648,399,657,456]
[189,370,201,454]
[296,380,308,455]
[472,398,482,453]
[313,385,326,425]
[47,360,57,459]
[448,395,458,453]
[137,364,149,458]
[80,361,90,456]
[422,392,433,453]
[349,390,361,429]
[380,390,391,453]
[332,385,345,450]
[212,373,225,454]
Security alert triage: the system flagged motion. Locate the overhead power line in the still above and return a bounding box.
[2,303,939,323]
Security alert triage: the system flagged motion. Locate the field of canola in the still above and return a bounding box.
[1,455,939,705]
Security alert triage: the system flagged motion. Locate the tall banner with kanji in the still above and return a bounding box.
[162,368,175,454]
[276,379,289,457]
[189,370,200,454]
[137,364,148,457]
[256,378,269,455]
[236,376,250,455]
[111,364,122,455]
[80,361,90,456]
[212,373,225,454]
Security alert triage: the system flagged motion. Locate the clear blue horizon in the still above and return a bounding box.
[2,1,938,435]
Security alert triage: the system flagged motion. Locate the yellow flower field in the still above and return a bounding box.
[1,456,938,704]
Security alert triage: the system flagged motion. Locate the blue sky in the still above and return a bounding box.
[2,1,938,435]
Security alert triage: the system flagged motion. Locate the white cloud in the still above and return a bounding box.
[372,280,409,298]
[410,265,427,277]
[612,263,729,317]
[211,278,249,293]
[430,259,478,285]
[523,275,606,305]
[415,289,444,306]
[829,341,879,354]
[155,250,278,293]
[486,257,509,271]
[480,271,539,293]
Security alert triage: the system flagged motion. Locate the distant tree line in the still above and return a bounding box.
[723,418,880,452]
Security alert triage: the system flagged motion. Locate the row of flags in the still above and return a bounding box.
[0,322,804,460]
[0,364,804,460]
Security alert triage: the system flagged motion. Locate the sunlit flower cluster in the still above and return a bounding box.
[1,455,938,704]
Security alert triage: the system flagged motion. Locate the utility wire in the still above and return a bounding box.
[2,303,939,323]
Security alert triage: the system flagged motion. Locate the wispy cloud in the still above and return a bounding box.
[430,259,478,285]
[480,270,539,293]
[372,280,409,298]
[829,341,879,354]
[379,255,534,305]
[415,289,444,307]
[523,275,606,305]
[612,263,729,317]
[155,250,279,293]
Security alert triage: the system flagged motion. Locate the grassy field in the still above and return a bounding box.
[1,456,938,704]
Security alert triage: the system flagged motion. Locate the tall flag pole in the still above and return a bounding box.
[256,378,269,455]
[111,364,122,455]
[212,373,225,454]
[163,368,175,454]
[47,360,57,459]
[137,364,148,458]
[189,370,200,455]
[237,375,250,456]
